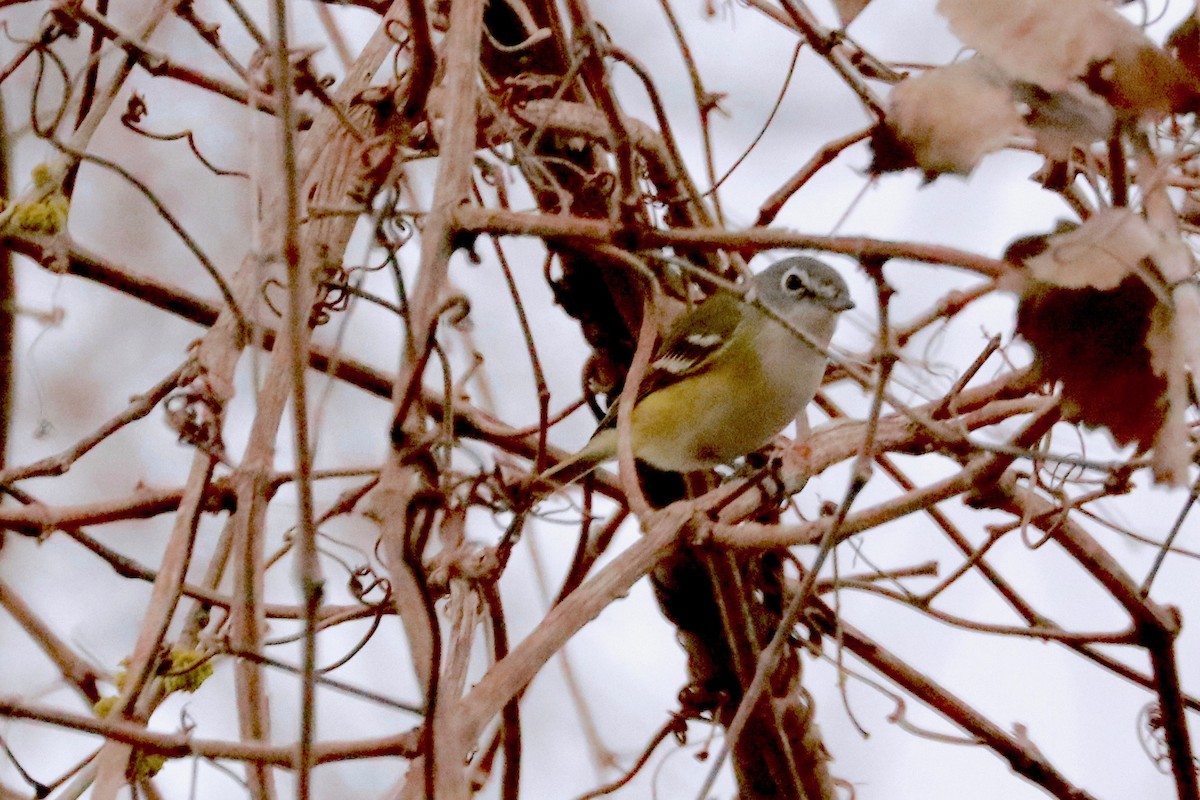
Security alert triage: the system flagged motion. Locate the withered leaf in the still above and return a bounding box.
[1021,208,1162,290]
[882,59,1026,177]
[1083,38,1200,117]
[1146,302,1189,484]
[938,0,1133,92]
[1013,83,1115,158]
[939,0,1200,117]
[1167,15,1200,80]
[832,0,872,27]
[1015,273,1167,449]
[1008,218,1178,454]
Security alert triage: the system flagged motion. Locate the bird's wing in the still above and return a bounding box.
[649,292,744,381]
[593,292,746,430]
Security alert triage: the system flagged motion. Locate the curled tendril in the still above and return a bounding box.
[438,294,472,329]
[344,258,391,282]
[1137,703,1172,773]
[383,19,415,83]
[28,47,250,343]
[259,277,286,320]
[311,262,353,327]
[0,20,59,87]
[260,259,356,328]
[28,37,73,134]
[485,25,552,55]
[349,566,391,605]
[573,714,688,800]
[383,18,413,50]
[373,209,417,252]
[120,93,248,179]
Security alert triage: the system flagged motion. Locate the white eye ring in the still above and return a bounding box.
[782,268,808,294]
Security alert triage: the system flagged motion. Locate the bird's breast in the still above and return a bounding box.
[629,315,830,471]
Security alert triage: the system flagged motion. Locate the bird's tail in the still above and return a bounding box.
[535,429,616,488]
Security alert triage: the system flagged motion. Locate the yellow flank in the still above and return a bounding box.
[630,329,769,469]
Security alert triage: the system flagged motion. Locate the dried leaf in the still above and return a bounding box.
[1015,273,1167,450]
[883,59,1026,176]
[1021,208,1162,290]
[937,0,1133,91]
[938,0,1200,116]
[1146,303,1189,484]
[866,122,919,176]
[1012,83,1115,158]
[1083,37,1200,117]
[1167,15,1200,79]
[1009,217,1178,456]
[832,0,872,27]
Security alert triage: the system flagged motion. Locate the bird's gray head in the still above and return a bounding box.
[755,256,854,313]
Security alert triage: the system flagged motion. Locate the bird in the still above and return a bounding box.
[538,256,853,486]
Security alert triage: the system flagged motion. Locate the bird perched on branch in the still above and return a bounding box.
[539,256,853,486]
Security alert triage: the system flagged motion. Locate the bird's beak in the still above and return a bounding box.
[832,297,855,312]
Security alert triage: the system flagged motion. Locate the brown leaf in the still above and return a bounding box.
[1015,273,1167,450]
[1021,208,1162,290]
[1012,83,1115,158]
[1146,303,1189,484]
[883,59,1026,176]
[867,122,919,176]
[1167,15,1200,79]
[939,0,1200,117]
[937,0,1133,91]
[1009,219,1178,456]
[832,0,872,27]
[1083,38,1200,117]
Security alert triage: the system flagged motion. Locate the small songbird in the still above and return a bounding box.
[540,256,854,485]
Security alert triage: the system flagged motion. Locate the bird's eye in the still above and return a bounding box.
[783,270,806,293]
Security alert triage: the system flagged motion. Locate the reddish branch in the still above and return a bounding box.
[0,696,421,765]
[809,605,1099,800]
[452,206,1010,277]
